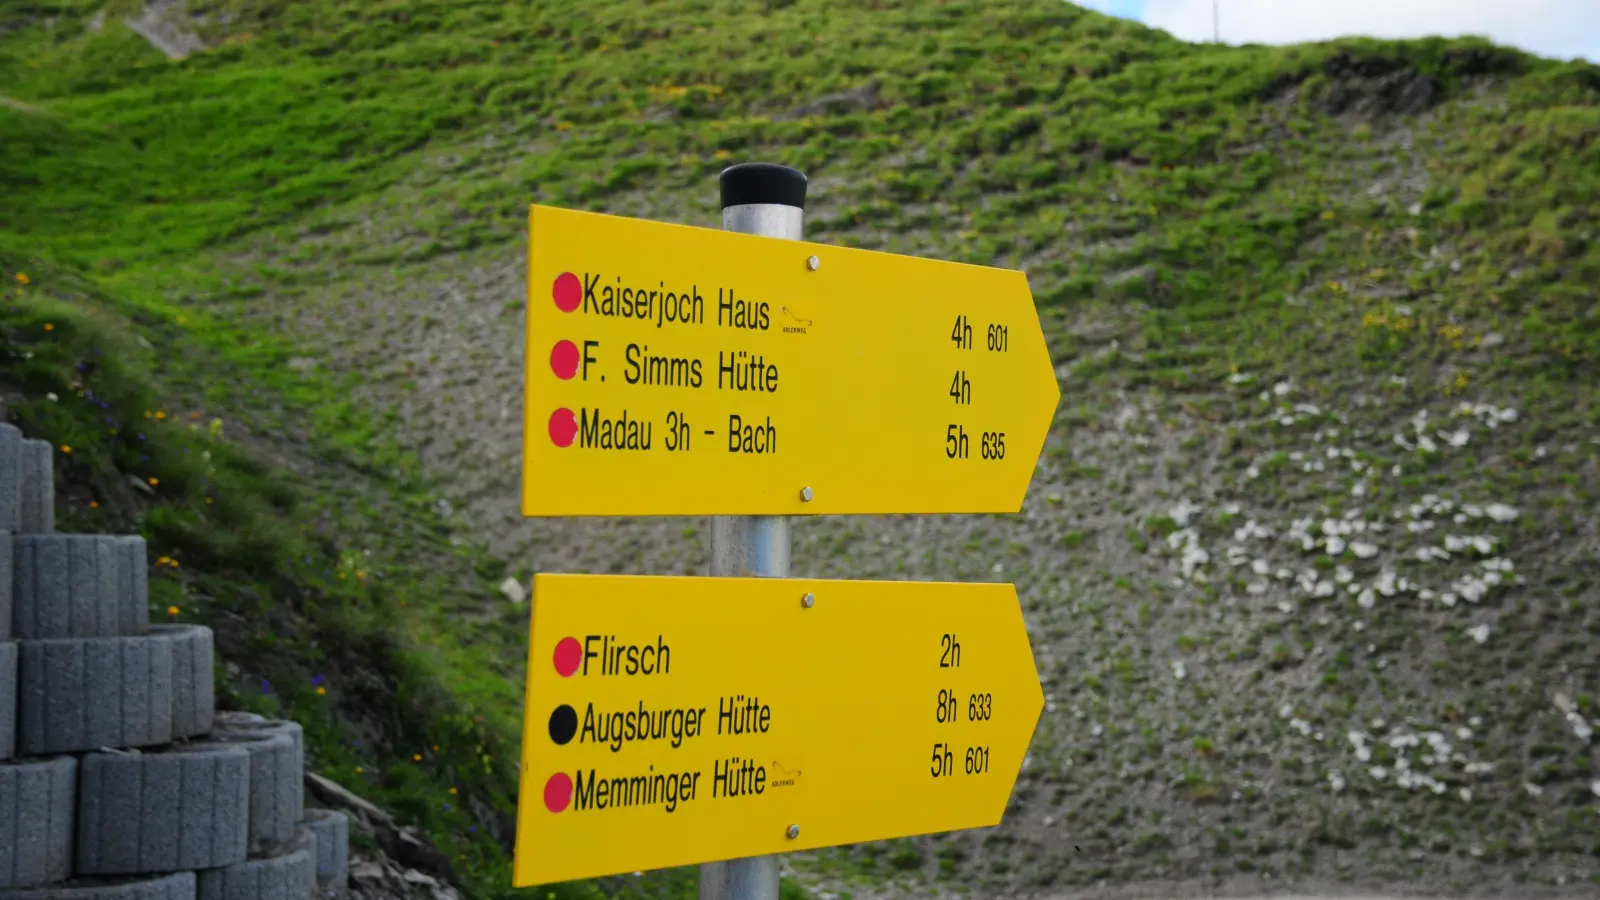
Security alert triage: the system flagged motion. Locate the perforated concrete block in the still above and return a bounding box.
[300,811,347,899]
[0,642,14,760]
[75,743,252,876]
[208,729,301,851]
[213,711,267,731]
[0,425,23,534]
[18,634,173,755]
[196,829,315,900]
[0,755,75,888]
[17,441,53,536]
[13,536,149,640]
[0,535,12,642]
[150,625,214,739]
[0,871,196,900]
[214,714,304,845]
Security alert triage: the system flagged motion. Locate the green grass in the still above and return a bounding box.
[2,0,1599,896]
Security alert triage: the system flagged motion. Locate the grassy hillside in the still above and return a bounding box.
[3,1,1598,898]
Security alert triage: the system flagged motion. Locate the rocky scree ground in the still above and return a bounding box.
[2,1,1599,899]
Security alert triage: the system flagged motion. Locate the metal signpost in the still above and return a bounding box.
[514,164,1060,898]
[700,164,805,900]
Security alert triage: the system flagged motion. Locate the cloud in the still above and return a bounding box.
[1141,0,1599,62]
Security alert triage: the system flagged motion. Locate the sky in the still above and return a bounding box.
[1076,0,1600,63]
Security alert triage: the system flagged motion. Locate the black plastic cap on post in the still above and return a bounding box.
[719,163,807,211]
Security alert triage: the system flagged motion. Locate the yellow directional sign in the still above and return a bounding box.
[511,574,1045,887]
[523,204,1061,517]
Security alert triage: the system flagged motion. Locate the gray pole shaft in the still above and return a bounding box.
[698,200,801,900]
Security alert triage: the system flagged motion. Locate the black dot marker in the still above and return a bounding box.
[548,704,577,745]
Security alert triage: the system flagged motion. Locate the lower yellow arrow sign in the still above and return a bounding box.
[512,574,1045,887]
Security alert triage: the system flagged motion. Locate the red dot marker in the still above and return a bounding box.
[544,772,573,813]
[552,273,581,312]
[550,340,579,380]
[548,408,577,448]
[553,637,582,677]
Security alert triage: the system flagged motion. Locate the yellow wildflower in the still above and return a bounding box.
[167,606,179,616]
[43,323,53,331]
[60,445,71,454]
[15,273,29,284]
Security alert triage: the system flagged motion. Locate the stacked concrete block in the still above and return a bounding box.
[0,426,18,763]
[299,813,347,900]
[0,423,348,900]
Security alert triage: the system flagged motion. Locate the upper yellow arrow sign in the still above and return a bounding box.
[512,574,1045,887]
[522,205,1061,517]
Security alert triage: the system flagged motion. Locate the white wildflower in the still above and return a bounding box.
[1567,712,1594,743]
[1485,503,1518,522]
[1170,499,1202,527]
[1467,624,1490,644]
[1375,570,1398,596]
